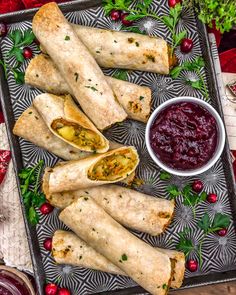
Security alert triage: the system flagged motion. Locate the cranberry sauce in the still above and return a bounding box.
[150,101,218,170]
[0,270,32,295]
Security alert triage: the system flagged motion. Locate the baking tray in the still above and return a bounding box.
[1,1,236,294]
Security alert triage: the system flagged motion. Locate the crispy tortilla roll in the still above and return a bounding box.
[32,3,127,130]
[45,146,139,193]
[72,25,170,74]
[59,197,172,295]
[33,93,109,153]
[25,54,152,123]
[13,106,90,161]
[52,230,184,289]
[43,183,174,236]
[52,230,125,276]
[40,25,170,74]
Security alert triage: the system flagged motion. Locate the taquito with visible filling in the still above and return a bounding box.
[59,197,172,295]
[13,106,89,161]
[33,93,109,153]
[25,54,152,123]
[45,146,139,193]
[41,24,171,74]
[43,182,174,236]
[32,3,127,130]
[52,230,185,289]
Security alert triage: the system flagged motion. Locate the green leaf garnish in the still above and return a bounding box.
[160,170,171,181]
[112,69,128,81]
[19,160,46,225]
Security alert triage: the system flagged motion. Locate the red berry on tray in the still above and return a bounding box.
[207,193,217,203]
[45,283,58,295]
[58,288,71,295]
[217,228,227,237]
[110,10,121,21]
[192,180,203,193]
[40,203,54,215]
[168,0,181,8]
[0,22,7,37]
[43,237,52,251]
[186,260,198,272]
[180,38,193,53]
[121,13,133,26]
[23,47,33,59]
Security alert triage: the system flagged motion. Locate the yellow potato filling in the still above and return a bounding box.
[88,149,137,181]
[52,119,104,151]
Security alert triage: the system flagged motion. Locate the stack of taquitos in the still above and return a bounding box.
[32,2,127,130]
[25,54,152,123]
[58,196,184,294]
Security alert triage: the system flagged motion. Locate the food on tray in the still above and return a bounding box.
[44,146,139,193]
[13,106,91,161]
[33,93,109,153]
[59,197,172,295]
[52,230,185,289]
[43,183,174,236]
[32,2,127,130]
[52,230,125,276]
[40,24,171,74]
[25,54,152,123]
[149,101,218,170]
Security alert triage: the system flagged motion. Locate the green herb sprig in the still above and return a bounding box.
[0,59,25,84]
[182,0,236,34]
[167,183,207,218]
[18,160,46,225]
[103,0,186,56]
[177,213,231,266]
[170,56,209,100]
[9,29,35,63]
[112,69,128,81]
[159,170,171,181]
[161,3,186,56]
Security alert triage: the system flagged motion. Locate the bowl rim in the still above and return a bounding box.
[145,96,226,177]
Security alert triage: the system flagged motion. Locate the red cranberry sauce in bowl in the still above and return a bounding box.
[149,101,218,171]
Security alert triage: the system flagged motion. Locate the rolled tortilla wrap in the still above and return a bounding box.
[41,25,170,74]
[32,3,127,130]
[45,146,139,193]
[13,106,90,161]
[72,25,170,74]
[25,54,152,123]
[52,230,184,289]
[33,93,109,153]
[59,197,172,295]
[13,111,135,184]
[52,230,125,276]
[43,182,174,236]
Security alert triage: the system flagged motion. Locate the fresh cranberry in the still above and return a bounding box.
[192,180,203,193]
[207,193,217,203]
[0,22,7,37]
[40,203,54,215]
[43,237,52,251]
[110,10,121,21]
[58,288,71,295]
[45,283,58,295]
[168,0,181,8]
[186,260,198,272]
[121,13,133,26]
[23,47,33,59]
[180,38,193,53]
[217,228,227,237]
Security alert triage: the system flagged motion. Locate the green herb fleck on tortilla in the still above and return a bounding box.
[65,35,70,41]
